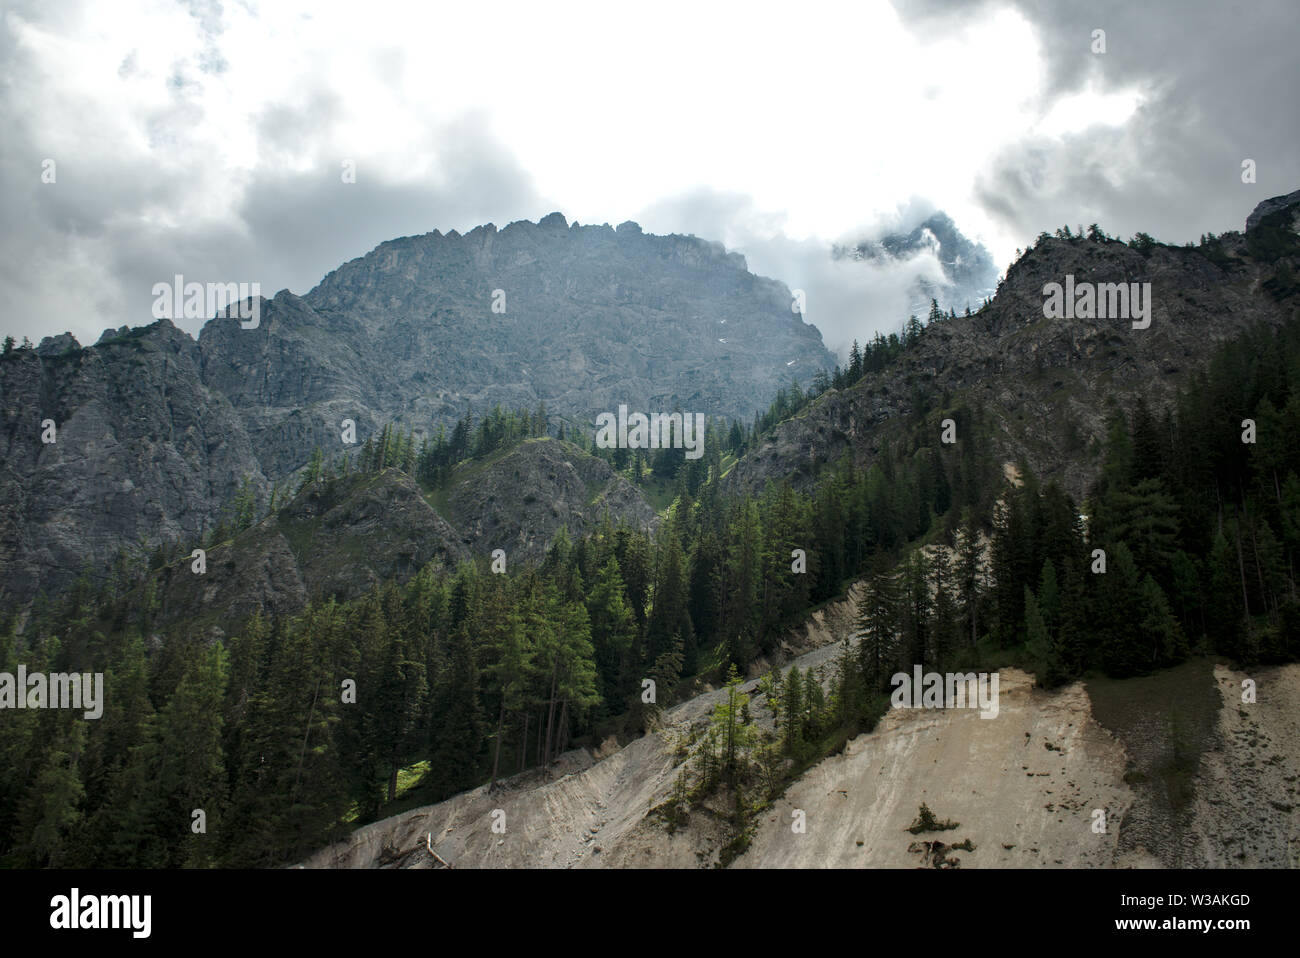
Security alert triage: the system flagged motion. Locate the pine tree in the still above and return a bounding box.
[1097,542,1146,676]
[644,631,684,727]
[804,668,825,741]
[1056,559,1090,679]
[1037,559,1060,634]
[427,625,485,798]
[1024,586,1057,686]
[899,550,930,667]
[1208,529,1245,656]
[300,447,325,493]
[856,556,899,691]
[1139,574,1187,668]
[930,548,960,668]
[11,719,87,867]
[782,666,804,752]
[956,507,982,647]
[484,590,531,789]
[587,556,636,711]
[374,610,427,804]
[713,665,755,781]
[647,522,694,669]
[156,641,228,866]
[830,639,866,727]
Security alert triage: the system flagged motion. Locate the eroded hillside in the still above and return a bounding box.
[300,581,1300,870]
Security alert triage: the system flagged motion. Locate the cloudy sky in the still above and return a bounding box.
[2,0,1297,355]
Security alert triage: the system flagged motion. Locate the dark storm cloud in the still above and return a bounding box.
[0,40,545,345]
[896,0,1300,244]
[0,0,546,344]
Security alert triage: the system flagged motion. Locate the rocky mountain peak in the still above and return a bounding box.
[538,211,569,231]
[1246,189,1300,232]
[36,332,80,356]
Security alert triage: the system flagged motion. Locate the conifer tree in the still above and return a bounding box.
[11,719,87,868]
[427,625,485,798]
[782,666,804,752]
[157,641,228,866]
[712,665,755,781]
[587,556,636,710]
[484,588,531,789]
[857,556,899,691]
[1097,542,1146,676]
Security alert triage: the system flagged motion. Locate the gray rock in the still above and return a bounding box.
[1246,189,1300,232]
[0,319,266,604]
[36,332,80,356]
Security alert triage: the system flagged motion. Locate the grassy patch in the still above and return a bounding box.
[424,485,451,519]
[339,759,434,827]
[396,760,429,797]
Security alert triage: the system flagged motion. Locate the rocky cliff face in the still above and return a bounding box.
[728,192,1300,502]
[0,321,266,605]
[146,469,468,637]
[442,437,657,560]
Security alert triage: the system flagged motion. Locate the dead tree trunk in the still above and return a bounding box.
[542,655,559,765]
[519,713,529,774]
[489,699,506,790]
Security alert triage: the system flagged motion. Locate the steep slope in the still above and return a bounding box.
[440,437,658,561]
[145,469,468,636]
[299,586,868,870]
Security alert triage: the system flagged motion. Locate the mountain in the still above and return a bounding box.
[0,321,264,607]
[291,191,1300,872]
[734,195,1300,501]
[0,215,830,605]
[200,214,834,480]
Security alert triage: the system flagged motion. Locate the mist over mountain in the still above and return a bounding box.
[836,210,1000,320]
